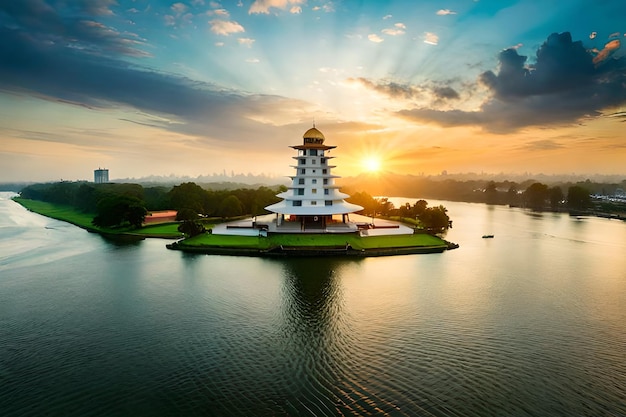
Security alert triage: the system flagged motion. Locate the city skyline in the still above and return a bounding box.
[1,0,625,182]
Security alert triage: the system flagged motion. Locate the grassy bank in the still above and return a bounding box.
[13,197,183,239]
[178,230,449,252]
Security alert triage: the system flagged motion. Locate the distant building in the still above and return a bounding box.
[94,168,109,184]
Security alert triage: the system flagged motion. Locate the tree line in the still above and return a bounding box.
[348,192,451,232]
[19,181,285,229]
[483,181,592,211]
[340,173,624,207]
[17,178,601,232]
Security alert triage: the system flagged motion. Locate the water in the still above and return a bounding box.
[1,192,625,416]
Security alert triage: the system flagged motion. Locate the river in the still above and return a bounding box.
[1,192,625,416]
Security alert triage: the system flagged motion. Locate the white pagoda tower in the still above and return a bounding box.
[265,126,363,231]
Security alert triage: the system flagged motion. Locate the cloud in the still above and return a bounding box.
[249,0,305,14]
[523,140,564,151]
[0,0,149,57]
[349,77,460,103]
[290,6,302,14]
[480,32,597,99]
[165,2,195,29]
[592,39,621,65]
[368,34,384,43]
[382,23,406,36]
[209,19,245,35]
[238,37,255,47]
[399,32,626,133]
[436,9,457,15]
[383,14,392,20]
[82,0,117,16]
[424,32,439,45]
[208,8,230,17]
[0,26,313,145]
[171,3,188,14]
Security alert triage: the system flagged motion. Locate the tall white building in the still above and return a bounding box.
[94,168,109,184]
[265,126,363,230]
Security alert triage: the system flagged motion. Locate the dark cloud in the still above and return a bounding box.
[349,77,460,102]
[0,0,148,57]
[432,86,460,101]
[350,77,419,99]
[523,140,564,151]
[400,32,626,132]
[481,32,596,99]
[0,7,313,146]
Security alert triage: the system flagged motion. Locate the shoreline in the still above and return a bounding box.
[12,196,458,257]
[166,241,456,257]
[12,197,183,239]
[166,231,458,258]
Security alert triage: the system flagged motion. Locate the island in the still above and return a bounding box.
[167,126,457,257]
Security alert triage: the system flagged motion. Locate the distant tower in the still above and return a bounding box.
[265,126,362,229]
[94,168,109,184]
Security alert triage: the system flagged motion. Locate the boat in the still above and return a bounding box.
[482,234,494,238]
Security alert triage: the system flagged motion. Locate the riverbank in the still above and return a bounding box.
[12,197,183,239]
[13,197,457,256]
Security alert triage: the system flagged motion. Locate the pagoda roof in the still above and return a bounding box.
[291,144,336,150]
[265,200,363,215]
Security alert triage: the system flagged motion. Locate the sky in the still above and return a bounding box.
[1,0,625,182]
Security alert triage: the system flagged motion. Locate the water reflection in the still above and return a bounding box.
[98,233,145,247]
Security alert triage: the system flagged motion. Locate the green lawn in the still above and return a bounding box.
[13,198,183,238]
[180,231,447,251]
[14,198,100,230]
[139,223,183,237]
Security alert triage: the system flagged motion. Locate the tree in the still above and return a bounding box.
[485,181,498,204]
[419,205,450,232]
[567,186,592,210]
[92,195,147,228]
[413,200,428,217]
[176,208,199,222]
[168,182,207,214]
[347,191,379,216]
[218,195,244,218]
[524,182,549,210]
[376,197,393,216]
[506,184,520,206]
[549,186,564,210]
[178,220,206,237]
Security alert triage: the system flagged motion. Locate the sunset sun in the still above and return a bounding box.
[363,156,382,172]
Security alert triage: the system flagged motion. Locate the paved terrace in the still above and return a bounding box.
[212,217,413,236]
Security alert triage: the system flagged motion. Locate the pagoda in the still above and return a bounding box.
[265,126,363,232]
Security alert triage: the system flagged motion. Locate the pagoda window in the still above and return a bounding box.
[312,159,316,165]
[325,200,333,206]
[312,179,317,184]
[300,169,305,174]
[297,188,304,195]
[293,200,302,206]
[324,189,329,195]
[299,158,306,165]
[309,150,318,156]
[321,158,326,165]
[312,189,317,194]
[323,179,328,185]
[311,201,317,205]
[298,178,304,184]
[322,169,328,174]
